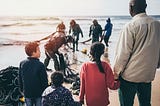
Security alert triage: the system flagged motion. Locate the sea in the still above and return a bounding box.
[0,15,160,70]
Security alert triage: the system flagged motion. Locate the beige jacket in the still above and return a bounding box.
[114,13,160,82]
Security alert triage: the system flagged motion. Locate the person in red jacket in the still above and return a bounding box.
[79,42,120,106]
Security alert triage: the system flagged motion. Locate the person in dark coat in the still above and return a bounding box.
[19,42,48,106]
[89,19,102,43]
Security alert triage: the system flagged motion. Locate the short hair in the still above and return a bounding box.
[130,0,147,13]
[25,42,39,56]
[93,19,98,25]
[51,71,64,87]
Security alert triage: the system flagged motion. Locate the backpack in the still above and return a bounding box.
[0,66,22,105]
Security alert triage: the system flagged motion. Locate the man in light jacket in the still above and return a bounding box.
[113,0,160,106]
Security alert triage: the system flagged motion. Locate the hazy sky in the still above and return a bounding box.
[0,0,159,16]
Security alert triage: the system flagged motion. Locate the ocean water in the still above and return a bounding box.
[0,15,160,69]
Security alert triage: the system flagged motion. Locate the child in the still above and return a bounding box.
[79,42,120,106]
[42,71,81,106]
[19,42,48,106]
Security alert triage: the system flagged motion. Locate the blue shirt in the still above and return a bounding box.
[104,22,113,37]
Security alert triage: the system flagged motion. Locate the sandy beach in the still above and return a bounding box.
[70,69,160,106]
[108,69,160,106]
[0,44,159,106]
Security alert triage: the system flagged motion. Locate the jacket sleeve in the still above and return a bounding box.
[113,24,135,76]
[99,25,102,36]
[19,62,23,92]
[78,25,83,37]
[89,25,92,37]
[158,50,160,68]
[105,64,120,90]
[39,64,48,91]
[79,64,85,102]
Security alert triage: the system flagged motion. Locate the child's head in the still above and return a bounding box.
[90,42,105,73]
[25,42,40,58]
[90,42,105,60]
[51,71,64,87]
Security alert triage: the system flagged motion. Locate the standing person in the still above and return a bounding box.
[43,23,66,71]
[42,71,82,106]
[79,42,120,106]
[37,22,69,72]
[89,19,102,43]
[113,0,160,106]
[69,19,83,52]
[103,18,113,47]
[19,42,48,106]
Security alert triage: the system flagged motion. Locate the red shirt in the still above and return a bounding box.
[79,61,120,106]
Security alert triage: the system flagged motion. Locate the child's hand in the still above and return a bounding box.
[114,72,119,80]
[79,100,84,104]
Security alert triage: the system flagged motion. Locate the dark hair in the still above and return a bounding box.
[130,0,147,14]
[93,19,98,25]
[51,71,64,87]
[90,42,105,73]
[25,42,39,56]
[107,18,111,23]
[70,20,76,26]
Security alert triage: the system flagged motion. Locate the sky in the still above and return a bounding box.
[0,0,159,16]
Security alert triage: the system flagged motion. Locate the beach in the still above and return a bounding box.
[108,69,160,106]
[0,44,159,106]
[0,16,160,106]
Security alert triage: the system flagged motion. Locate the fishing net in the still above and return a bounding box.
[0,66,22,105]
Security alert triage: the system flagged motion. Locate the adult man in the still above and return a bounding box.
[103,18,113,47]
[89,19,102,43]
[69,20,83,52]
[113,0,160,106]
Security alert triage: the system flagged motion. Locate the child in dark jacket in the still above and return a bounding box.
[19,42,48,106]
[42,71,81,106]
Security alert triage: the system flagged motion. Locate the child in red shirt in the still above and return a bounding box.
[79,42,120,106]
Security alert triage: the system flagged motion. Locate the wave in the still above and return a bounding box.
[0,38,29,46]
[0,21,59,28]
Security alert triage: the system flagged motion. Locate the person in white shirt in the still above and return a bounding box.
[113,0,160,106]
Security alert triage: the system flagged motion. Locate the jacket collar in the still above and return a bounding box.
[132,13,147,20]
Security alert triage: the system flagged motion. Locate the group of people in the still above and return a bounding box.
[69,17,113,50]
[38,17,112,72]
[18,0,160,106]
[89,18,113,47]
